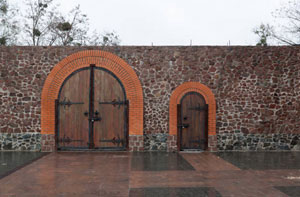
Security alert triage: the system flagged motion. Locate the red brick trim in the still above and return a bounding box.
[169,82,216,136]
[41,50,143,135]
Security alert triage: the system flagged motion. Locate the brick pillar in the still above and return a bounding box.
[167,135,178,152]
[208,135,217,151]
[41,134,55,152]
[129,135,144,151]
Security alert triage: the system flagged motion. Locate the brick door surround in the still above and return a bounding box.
[41,50,144,138]
[169,82,217,151]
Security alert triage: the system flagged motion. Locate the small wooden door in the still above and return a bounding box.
[56,65,127,150]
[178,92,208,150]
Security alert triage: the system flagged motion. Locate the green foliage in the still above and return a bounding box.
[0,36,6,45]
[253,24,272,46]
[56,22,72,31]
[0,3,7,14]
[33,28,41,37]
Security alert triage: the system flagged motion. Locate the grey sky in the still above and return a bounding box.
[15,0,286,46]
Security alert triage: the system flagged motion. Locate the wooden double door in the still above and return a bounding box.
[178,92,208,151]
[56,65,128,150]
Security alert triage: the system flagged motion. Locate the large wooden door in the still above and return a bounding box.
[178,92,208,150]
[56,65,127,150]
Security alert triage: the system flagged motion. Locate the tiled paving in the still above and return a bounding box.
[0,152,48,179]
[0,151,299,196]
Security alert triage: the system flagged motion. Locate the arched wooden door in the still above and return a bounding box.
[56,65,128,150]
[178,92,208,151]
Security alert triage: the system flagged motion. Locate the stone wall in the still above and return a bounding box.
[0,132,41,151]
[218,133,300,151]
[0,46,300,151]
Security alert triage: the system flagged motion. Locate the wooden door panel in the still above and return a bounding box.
[58,69,90,148]
[93,69,126,149]
[180,92,208,150]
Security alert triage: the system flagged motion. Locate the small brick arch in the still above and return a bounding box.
[41,50,143,136]
[169,82,217,150]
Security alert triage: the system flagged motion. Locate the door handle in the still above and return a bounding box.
[177,124,189,129]
[89,117,101,122]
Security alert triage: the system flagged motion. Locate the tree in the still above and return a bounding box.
[256,0,300,45]
[0,0,19,45]
[49,5,89,46]
[23,0,57,46]
[253,23,273,46]
[88,31,121,46]
[271,0,300,45]
[22,0,121,46]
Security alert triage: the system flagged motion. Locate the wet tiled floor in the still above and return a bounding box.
[216,152,300,170]
[0,152,48,179]
[0,151,299,196]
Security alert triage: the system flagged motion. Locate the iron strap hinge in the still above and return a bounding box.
[59,98,84,108]
[188,104,208,111]
[99,98,127,109]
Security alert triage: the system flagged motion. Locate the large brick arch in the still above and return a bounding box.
[169,82,217,150]
[41,50,143,136]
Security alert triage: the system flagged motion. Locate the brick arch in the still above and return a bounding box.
[41,50,143,136]
[169,82,217,151]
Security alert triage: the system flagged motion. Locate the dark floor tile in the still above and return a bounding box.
[131,152,195,171]
[129,187,222,197]
[274,186,300,197]
[215,152,300,170]
[0,152,48,179]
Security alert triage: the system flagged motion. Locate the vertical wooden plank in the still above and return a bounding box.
[177,104,181,151]
[125,100,129,149]
[55,99,59,149]
[88,64,95,149]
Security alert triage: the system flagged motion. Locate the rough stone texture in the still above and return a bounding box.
[144,133,167,151]
[218,133,300,151]
[129,135,144,151]
[41,134,55,152]
[0,132,41,151]
[0,46,300,151]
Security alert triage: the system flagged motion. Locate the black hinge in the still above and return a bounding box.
[99,136,124,147]
[59,135,83,144]
[99,97,126,109]
[59,97,84,109]
[189,139,207,144]
[188,104,208,111]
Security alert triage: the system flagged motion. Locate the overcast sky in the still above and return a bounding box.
[14,0,287,46]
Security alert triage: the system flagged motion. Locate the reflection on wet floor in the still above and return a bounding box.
[129,187,222,197]
[215,152,300,170]
[0,151,299,196]
[0,152,48,178]
[274,186,300,197]
[131,152,195,171]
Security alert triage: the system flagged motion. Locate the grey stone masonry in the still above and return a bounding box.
[0,132,41,151]
[218,132,300,151]
[144,133,167,151]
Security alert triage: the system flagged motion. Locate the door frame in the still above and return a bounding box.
[169,82,217,151]
[55,65,128,151]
